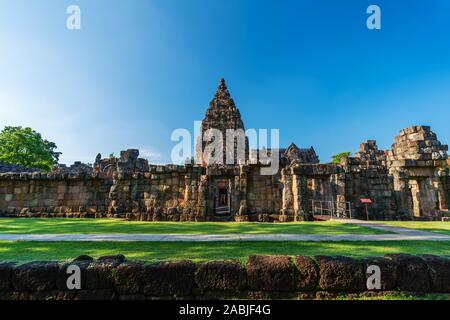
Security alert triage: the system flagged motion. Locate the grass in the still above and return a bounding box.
[336,293,450,300]
[0,240,448,263]
[377,221,450,236]
[0,218,390,235]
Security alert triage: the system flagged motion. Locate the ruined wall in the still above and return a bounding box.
[0,173,112,217]
[291,164,341,216]
[246,166,281,217]
[1,126,450,221]
[1,254,448,300]
[342,141,397,219]
[387,126,449,217]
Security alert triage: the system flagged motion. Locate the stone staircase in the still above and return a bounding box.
[215,206,231,216]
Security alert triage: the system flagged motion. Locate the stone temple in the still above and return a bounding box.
[0,79,450,221]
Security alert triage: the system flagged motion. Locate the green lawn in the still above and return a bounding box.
[0,218,389,235]
[337,293,450,300]
[0,240,448,263]
[377,221,450,236]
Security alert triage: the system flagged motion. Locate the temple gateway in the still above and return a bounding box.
[0,79,449,221]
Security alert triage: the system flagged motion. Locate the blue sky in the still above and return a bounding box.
[1,0,450,164]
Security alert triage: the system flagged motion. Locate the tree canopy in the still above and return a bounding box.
[331,151,352,164]
[0,126,61,171]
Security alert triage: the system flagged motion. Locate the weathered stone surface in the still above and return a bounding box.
[53,162,92,175]
[385,254,431,292]
[75,289,116,300]
[0,291,30,300]
[12,262,59,292]
[143,260,195,297]
[114,261,144,295]
[316,256,365,292]
[247,256,296,292]
[196,79,248,166]
[0,162,42,173]
[195,260,247,291]
[73,255,94,262]
[0,263,14,292]
[98,254,126,264]
[1,254,450,300]
[294,256,319,291]
[28,290,77,301]
[421,255,450,292]
[85,259,122,290]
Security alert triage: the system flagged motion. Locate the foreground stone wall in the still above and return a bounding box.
[0,254,448,300]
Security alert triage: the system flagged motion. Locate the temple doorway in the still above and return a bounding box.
[214,179,231,215]
[218,188,228,206]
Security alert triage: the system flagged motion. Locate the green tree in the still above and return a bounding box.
[0,126,61,171]
[331,151,351,164]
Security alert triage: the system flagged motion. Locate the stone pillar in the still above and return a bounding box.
[235,165,249,221]
[292,173,304,221]
[184,174,191,202]
[281,168,294,216]
[196,176,208,221]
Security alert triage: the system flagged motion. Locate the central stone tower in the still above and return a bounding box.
[196,79,248,166]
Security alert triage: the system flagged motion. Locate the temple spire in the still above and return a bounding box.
[212,78,231,104]
[197,78,248,165]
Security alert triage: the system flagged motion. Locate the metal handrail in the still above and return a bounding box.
[311,200,352,219]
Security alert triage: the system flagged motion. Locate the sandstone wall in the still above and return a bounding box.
[0,173,112,217]
[0,254,448,300]
[1,126,449,221]
[342,162,397,219]
[388,126,449,217]
[246,166,282,216]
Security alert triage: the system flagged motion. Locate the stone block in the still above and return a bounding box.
[195,260,247,291]
[0,263,14,292]
[13,262,59,292]
[247,256,296,292]
[421,255,450,292]
[114,261,144,295]
[294,256,319,291]
[385,254,431,292]
[316,256,365,292]
[143,260,195,297]
[85,258,122,290]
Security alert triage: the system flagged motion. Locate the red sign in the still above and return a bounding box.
[360,198,372,204]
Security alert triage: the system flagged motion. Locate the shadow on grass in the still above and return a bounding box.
[0,218,389,235]
[378,221,450,236]
[0,240,448,263]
